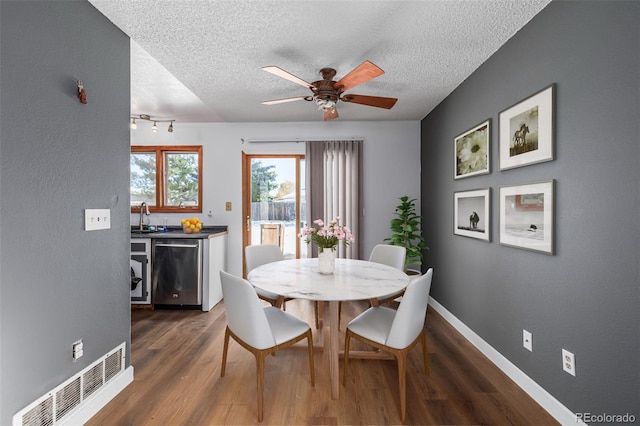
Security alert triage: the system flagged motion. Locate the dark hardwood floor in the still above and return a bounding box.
[87,299,558,425]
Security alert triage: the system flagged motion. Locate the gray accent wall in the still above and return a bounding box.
[0,1,131,423]
[421,0,639,419]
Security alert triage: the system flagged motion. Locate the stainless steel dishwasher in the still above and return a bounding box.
[151,239,202,308]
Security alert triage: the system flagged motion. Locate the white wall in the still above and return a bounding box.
[131,120,421,275]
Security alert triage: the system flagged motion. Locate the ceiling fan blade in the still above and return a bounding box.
[341,94,398,109]
[261,96,308,105]
[262,66,313,89]
[323,107,339,121]
[334,61,384,92]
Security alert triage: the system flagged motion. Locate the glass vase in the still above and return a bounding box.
[318,248,336,275]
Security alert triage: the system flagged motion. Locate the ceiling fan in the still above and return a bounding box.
[261,60,398,121]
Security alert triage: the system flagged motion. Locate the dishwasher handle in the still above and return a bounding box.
[154,243,199,249]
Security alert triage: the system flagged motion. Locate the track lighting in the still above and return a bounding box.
[130,114,175,133]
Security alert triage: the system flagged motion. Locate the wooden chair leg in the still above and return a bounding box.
[307,330,315,386]
[256,351,266,422]
[221,327,230,377]
[314,301,319,329]
[343,330,351,386]
[273,295,285,309]
[397,352,407,422]
[421,328,430,375]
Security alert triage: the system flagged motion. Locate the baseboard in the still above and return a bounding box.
[61,366,134,426]
[428,297,583,425]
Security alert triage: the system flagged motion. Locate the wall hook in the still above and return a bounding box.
[77,81,87,104]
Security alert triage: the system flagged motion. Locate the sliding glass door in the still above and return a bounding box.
[242,153,305,275]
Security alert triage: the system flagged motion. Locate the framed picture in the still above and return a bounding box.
[499,180,554,254]
[499,84,555,170]
[454,119,490,179]
[454,188,490,241]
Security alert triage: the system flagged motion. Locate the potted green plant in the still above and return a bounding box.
[384,196,429,276]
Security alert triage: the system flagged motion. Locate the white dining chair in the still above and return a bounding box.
[220,271,315,422]
[369,244,406,270]
[245,244,321,328]
[336,244,407,328]
[245,244,289,308]
[369,244,407,305]
[343,268,433,422]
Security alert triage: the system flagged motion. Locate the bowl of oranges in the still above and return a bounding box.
[181,217,203,234]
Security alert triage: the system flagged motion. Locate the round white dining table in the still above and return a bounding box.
[247,257,410,399]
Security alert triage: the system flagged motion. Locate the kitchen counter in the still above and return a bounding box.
[130,225,228,311]
[131,226,228,239]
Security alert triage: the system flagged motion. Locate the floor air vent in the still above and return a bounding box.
[13,342,126,426]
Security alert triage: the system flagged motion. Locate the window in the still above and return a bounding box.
[131,145,202,213]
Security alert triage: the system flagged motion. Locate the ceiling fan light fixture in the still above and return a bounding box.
[168,121,174,133]
[315,97,336,111]
[261,61,396,120]
[130,118,137,129]
[152,121,158,132]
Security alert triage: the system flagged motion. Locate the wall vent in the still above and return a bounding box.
[13,342,126,426]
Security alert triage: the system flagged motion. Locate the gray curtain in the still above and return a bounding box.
[305,140,363,259]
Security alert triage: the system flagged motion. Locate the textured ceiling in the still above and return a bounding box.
[89,0,552,123]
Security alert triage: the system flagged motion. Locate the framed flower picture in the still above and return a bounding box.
[454,188,490,241]
[499,180,554,254]
[499,84,555,170]
[454,119,490,179]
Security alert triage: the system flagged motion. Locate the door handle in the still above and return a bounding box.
[246,215,251,232]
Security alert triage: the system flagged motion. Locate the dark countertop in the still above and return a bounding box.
[131,225,228,239]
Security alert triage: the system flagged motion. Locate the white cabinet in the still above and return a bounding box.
[202,232,227,311]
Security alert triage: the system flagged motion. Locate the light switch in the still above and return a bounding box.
[85,209,110,231]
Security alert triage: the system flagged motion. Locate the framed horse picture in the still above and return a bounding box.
[499,180,554,254]
[454,119,490,179]
[454,188,490,241]
[499,84,555,170]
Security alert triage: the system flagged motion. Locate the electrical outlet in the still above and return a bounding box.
[523,330,533,351]
[72,340,83,361]
[562,349,575,376]
[85,209,110,231]
[225,202,232,211]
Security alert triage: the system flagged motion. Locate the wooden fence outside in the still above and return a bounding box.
[252,201,304,222]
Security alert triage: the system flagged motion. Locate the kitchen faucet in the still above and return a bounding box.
[139,202,150,230]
